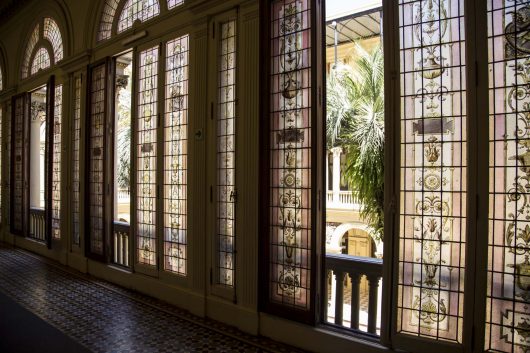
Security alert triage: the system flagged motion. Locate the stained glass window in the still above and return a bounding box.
[11,95,26,235]
[22,18,63,78]
[269,0,312,309]
[0,107,3,222]
[137,46,158,266]
[30,48,51,76]
[117,0,160,34]
[0,67,3,91]
[486,1,530,351]
[98,0,120,42]
[164,35,188,275]
[50,85,62,240]
[43,18,63,63]
[167,0,184,9]
[21,24,39,79]
[397,0,466,342]
[88,64,107,256]
[216,20,237,286]
[72,77,81,246]
[6,103,10,227]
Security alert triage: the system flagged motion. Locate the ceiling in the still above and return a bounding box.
[0,0,33,25]
[326,8,382,47]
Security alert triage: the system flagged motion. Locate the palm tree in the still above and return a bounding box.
[327,44,385,242]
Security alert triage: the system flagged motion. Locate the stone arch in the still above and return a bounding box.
[0,43,8,91]
[327,222,371,254]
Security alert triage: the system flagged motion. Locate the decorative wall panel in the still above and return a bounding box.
[486,1,530,351]
[216,20,237,287]
[163,35,188,275]
[88,64,107,256]
[137,46,159,266]
[117,0,160,34]
[269,0,312,310]
[51,85,62,240]
[397,0,466,342]
[30,48,51,76]
[72,77,81,246]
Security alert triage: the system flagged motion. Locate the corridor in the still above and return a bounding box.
[0,244,303,353]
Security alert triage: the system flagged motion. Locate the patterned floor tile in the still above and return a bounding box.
[0,244,306,353]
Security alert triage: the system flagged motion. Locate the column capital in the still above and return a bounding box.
[331,146,343,158]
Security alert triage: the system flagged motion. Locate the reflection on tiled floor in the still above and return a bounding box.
[0,244,304,353]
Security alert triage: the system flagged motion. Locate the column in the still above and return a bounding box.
[30,102,44,208]
[331,147,342,205]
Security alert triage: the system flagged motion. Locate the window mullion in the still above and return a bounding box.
[465,0,489,352]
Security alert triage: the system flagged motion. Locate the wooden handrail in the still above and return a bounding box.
[325,254,382,334]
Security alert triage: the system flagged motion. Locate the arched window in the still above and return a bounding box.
[21,17,64,79]
[97,0,184,43]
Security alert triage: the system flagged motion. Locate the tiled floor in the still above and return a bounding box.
[0,244,305,353]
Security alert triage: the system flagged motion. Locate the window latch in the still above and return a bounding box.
[230,189,237,202]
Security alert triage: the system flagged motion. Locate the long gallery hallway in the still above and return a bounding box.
[0,244,304,353]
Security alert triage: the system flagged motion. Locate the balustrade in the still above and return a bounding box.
[112,221,130,267]
[325,253,382,334]
[28,207,46,242]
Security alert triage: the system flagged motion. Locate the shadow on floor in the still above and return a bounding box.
[0,290,91,353]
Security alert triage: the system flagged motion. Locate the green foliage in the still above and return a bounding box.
[116,84,131,190]
[327,44,385,241]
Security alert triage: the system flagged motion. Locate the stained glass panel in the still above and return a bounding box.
[167,0,184,9]
[164,35,188,275]
[6,103,10,227]
[43,18,63,63]
[88,64,107,256]
[30,48,51,76]
[269,0,312,309]
[21,24,39,79]
[216,20,237,287]
[0,107,3,222]
[397,0,467,342]
[486,1,530,351]
[117,0,160,34]
[72,77,81,246]
[98,0,120,42]
[137,46,158,266]
[51,85,62,240]
[11,95,26,234]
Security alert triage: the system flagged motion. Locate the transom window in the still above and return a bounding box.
[97,0,185,43]
[21,17,64,79]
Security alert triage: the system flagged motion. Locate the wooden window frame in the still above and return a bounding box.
[85,58,113,262]
[258,0,325,325]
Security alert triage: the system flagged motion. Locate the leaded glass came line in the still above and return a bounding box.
[137,45,159,266]
[216,20,237,287]
[163,35,188,275]
[397,0,467,342]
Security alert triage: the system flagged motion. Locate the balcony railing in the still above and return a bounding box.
[112,221,130,267]
[117,188,130,203]
[29,207,46,242]
[326,190,360,209]
[325,253,382,334]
